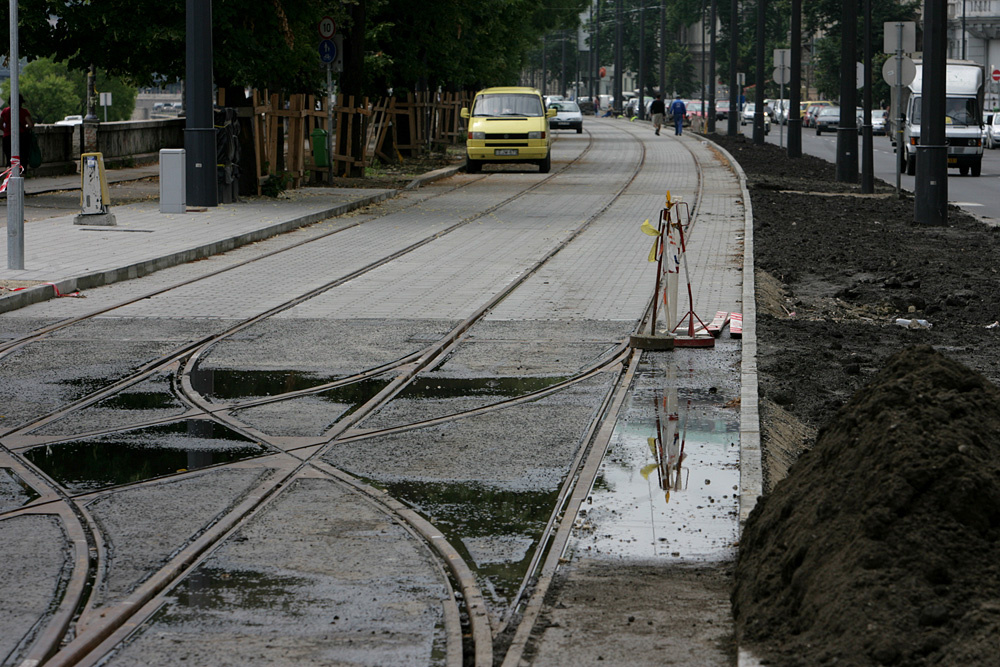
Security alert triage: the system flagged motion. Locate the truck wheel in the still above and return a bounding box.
[466,158,481,174]
[960,165,969,176]
[972,160,981,177]
[538,152,551,174]
[905,152,916,176]
[816,128,821,136]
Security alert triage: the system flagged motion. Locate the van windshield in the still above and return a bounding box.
[910,97,980,126]
[472,94,544,117]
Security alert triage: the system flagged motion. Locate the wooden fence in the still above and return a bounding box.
[242,90,472,195]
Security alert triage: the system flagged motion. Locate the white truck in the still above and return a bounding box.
[891,59,985,177]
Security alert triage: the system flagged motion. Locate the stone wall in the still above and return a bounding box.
[27,119,186,175]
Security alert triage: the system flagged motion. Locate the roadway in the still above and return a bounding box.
[736,119,1000,223]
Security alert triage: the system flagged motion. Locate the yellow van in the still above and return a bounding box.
[460,87,557,173]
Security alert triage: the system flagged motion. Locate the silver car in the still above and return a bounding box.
[548,101,583,133]
[986,112,1000,149]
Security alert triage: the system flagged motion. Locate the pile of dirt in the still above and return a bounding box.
[732,345,1000,666]
[709,132,1000,494]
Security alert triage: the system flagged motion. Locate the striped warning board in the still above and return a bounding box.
[730,312,743,338]
[706,311,730,337]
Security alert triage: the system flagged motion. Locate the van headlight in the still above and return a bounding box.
[469,131,485,140]
[528,131,545,139]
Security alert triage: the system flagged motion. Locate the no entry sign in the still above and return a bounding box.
[993,68,1000,83]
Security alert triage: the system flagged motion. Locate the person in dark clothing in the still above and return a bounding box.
[668,94,687,136]
[649,94,666,135]
[1,95,34,171]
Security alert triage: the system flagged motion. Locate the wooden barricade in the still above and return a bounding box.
[247,89,472,193]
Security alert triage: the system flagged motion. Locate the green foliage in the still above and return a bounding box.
[1,58,137,123]
[261,172,293,197]
[716,0,919,102]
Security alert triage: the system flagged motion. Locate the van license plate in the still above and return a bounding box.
[495,149,518,156]
[947,157,957,165]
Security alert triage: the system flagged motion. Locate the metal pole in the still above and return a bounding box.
[788,0,802,157]
[861,0,874,193]
[836,0,858,182]
[962,0,966,60]
[728,0,738,136]
[185,0,217,206]
[542,35,548,97]
[753,0,766,144]
[779,50,785,148]
[615,0,624,114]
[701,0,707,119]
[708,0,717,132]
[639,0,646,119]
[326,64,334,184]
[659,2,666,95]
[7,0,24,270]
[895,23,903,197]
[915,0,948,225]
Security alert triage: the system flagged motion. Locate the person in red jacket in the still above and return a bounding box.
[2,95,35,170]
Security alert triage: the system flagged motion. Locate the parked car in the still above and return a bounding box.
[871,109,888,135]
[685,101,705,125]
[55,115,83,126]
[548,100,583,133]
[986,112,1000,149]
[715,99,730,120]
[740,103,771,133]
[815,106,841,135]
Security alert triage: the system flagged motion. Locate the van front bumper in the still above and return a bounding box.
[466,142,550,161]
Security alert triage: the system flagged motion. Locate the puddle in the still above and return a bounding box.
[571,360,741,563]
[0,467,40,510]
[192,368,390,406]
[159,567,310,613]
[396,376,569,400]
[24,420,266,493]
[381,480,558,618]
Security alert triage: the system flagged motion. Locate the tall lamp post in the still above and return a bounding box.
[7,0,24,269]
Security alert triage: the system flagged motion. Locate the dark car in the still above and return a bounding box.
[815,106,841,135]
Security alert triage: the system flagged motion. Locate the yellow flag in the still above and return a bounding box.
[648,238,659,262]
[640,219,659,236]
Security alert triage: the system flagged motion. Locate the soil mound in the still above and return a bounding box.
[733,345,1000,666]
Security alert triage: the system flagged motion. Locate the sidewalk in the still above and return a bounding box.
[0,163,462,313]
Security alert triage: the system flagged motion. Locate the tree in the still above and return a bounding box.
[1,58,136,123]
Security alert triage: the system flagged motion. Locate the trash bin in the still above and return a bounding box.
[311,128,329,168]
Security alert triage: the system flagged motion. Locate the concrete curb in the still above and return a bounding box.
[698,136,763,522]
[700,134,763,667]
[1,163,465,315]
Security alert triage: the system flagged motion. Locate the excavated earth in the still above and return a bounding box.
[710,133,1000,666]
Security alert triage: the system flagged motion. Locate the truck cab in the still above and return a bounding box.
[891,60,985,177]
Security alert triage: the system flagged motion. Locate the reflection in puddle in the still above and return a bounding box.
[397,376,568,400]
[194,368,391,408]
[0,467,40,509]
[381,480,557,617]
[24,420,265,492]
[162,567,310,613]
[574,361,739,562]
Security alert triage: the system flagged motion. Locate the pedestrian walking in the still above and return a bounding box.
[669,94,686,136]
[2,95,35,172]
[649,94,666,136]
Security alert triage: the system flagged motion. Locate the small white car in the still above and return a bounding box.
[986,112,1000,149]
[55,115,83,126]
[548,101,583,133]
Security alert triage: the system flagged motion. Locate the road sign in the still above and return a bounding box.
[772,67,790,85]
[882,55,916,86]
[993,68,1000,83]
[883,21,916,54]
[331,34,344,73]
[773,49,790,69]
[856,62,864,89]
[319,16,336,39]
[319,39,336,64]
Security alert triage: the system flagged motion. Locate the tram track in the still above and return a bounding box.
[0,120,712,667]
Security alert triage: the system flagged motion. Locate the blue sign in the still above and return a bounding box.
[319,39,336,64]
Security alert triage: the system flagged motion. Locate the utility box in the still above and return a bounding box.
[160,148,186,214]
[311,128,330,168]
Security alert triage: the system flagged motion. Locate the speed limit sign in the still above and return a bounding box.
[319,16,337,39]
